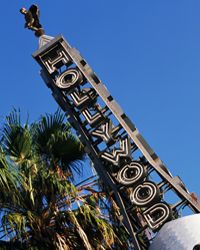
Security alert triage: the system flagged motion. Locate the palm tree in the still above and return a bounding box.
[0,109,130,250]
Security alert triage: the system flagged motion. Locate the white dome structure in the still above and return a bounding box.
[149,214,200,250]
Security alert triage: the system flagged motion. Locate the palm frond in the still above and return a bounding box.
[0,146,18,192]
[1,109,32,164]
[0,109,131,249]
[32,109,85,175]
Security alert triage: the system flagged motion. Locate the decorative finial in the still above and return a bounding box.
[20,4,45,37]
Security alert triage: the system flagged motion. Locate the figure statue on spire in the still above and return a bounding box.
[20,4,45,37]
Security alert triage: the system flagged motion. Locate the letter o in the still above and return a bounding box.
[55,68,83,89]
[130,181,160,207]
[116,161,146,186]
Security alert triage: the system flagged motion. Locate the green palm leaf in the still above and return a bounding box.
[0,109,131,249]
[1,109,32,164]
[32,109,85,175]
[0,146,17,192]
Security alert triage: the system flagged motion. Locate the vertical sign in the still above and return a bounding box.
[33,35,200,249]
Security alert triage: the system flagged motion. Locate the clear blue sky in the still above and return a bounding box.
[1,1,200,196]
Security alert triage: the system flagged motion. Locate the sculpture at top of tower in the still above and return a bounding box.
[20,4,45,37]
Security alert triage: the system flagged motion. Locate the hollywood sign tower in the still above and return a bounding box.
[21,5,200,249]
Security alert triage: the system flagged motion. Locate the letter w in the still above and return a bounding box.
[101,137,131,166]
